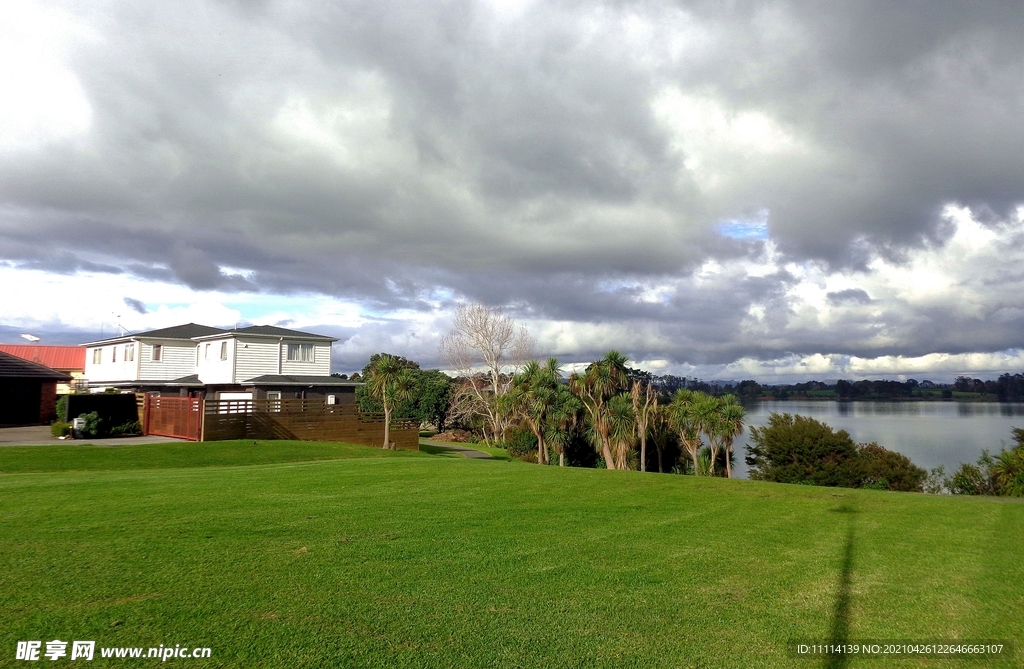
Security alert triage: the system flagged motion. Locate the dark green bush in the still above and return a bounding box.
[56,395,68,422]
[109,420,142,437]
[77,412,103,439]
[500,426,537,458]
[746,413,863,487]
[858,442,927,492]
[746,413,927,491]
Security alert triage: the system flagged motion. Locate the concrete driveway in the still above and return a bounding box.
[0,425,186,447]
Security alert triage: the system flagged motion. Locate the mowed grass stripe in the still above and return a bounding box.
[1,444,1021,668]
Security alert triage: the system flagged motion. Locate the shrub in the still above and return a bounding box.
[56,395,68,422]
[50,421,72,437]
[746,413,926,491]
[77,412,103,439]
[858,442,927,492]
[946,427,1024,496]
[109,420,142,437]
[501,426,537,458]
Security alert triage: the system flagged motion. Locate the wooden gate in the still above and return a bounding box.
[143,395,202,441]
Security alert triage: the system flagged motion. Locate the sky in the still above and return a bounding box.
[2,0,1024,382]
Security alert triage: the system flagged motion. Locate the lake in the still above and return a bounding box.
[732,401,1024,479]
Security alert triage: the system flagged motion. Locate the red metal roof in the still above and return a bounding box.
[0,345,85,371]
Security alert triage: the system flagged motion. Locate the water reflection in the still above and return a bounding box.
[734,401,1024,479]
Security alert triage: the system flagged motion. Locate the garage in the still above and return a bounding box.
[0,351,72,426]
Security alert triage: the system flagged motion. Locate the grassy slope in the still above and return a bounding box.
[1,443,1021,668]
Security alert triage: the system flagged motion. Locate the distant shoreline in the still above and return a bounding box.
[745,396,1022,403]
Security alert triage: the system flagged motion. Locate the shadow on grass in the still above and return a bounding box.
[824,504,857,669]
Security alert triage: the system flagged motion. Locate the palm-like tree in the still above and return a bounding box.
[716,396,745,478]
[668,389,707,473]
[631,381,658,473]
[607,393,636,470]
[993,445,1024,497]
[506,358,563,464]
[365,354,415,449]
[692,393,726,475]
[547,390,582,467]
[648,404,674,473]
[568,351,630,470]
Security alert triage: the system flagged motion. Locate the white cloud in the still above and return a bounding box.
[0,1,95,152]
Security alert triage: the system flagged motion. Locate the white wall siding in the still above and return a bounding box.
[138,341,199,381]
[196,337,236,384]
[233,337,282,382]
[84,344,138,383]
[280,342,332,376]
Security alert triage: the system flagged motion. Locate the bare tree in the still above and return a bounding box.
[439,303,533,444]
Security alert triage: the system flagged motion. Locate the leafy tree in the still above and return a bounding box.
[365,354,415,449]
[415,370,455,431]
[746,413,863,487]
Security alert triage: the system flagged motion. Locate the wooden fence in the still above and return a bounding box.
[199,398,419,449]
[142,395,203,441]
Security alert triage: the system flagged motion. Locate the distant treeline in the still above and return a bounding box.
[636,372,1024,402]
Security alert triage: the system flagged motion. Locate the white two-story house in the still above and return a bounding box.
[82,323,358,402]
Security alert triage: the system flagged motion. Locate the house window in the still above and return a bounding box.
[327,394,336,405]
[92,349,102,364]
[267,391,281,412]
[286,343,314,362]
[111,346,117,363]
[220,341,228,360]
[153,344,162,361]
[125,343,135,362]
[205,343,210,360]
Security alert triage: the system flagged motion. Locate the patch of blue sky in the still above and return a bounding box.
[223,295,324,322]
[718,209,770,240]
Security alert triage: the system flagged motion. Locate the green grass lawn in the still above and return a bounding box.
[1,441,1021,667]
[0,440,425,473]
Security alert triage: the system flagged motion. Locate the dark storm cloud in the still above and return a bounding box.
[827,289,871,305]
[123,297,148,314]
[3,0,1024,367]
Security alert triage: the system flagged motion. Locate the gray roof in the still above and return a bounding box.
[0,351,73,380]
[83,323,227,346]
[166,374,203,386]
[242,375,362,386]
[230,325,336,340]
